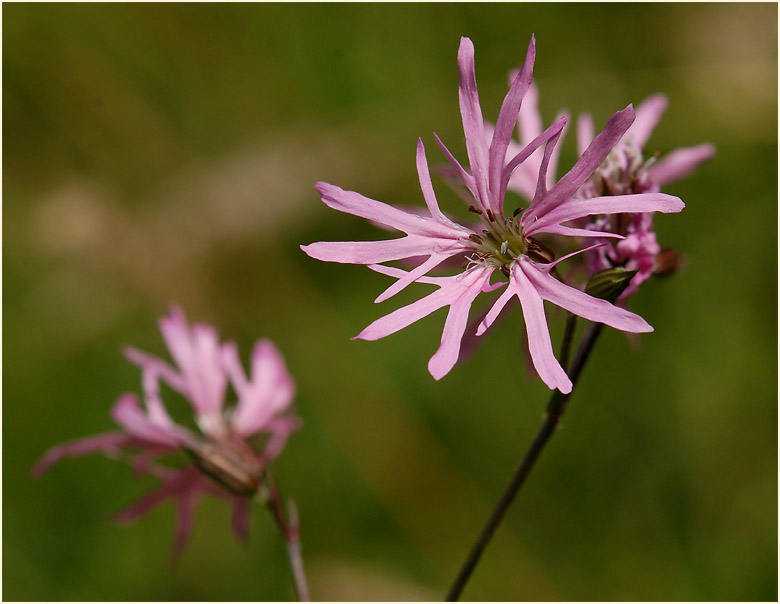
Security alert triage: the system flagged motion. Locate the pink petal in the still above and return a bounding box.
[231,496,251,543]
[529,223,624,239]
[433,133,479,200]
[110,393,183,447]
[457,37,492,212]
[525,105,635,222]
[510,265,572,393]
[262,415,302,461]
[624,93,668,148]
[519,260,652,333]
[428,269,495,379]
[517,81,543,148]
[230,340,296,437]
[576,113,594,157]
[532,117,566,202]
[545,110,569,191]
[489,35,535,204]
[476,285,516,337]
[527,192,684,235]
[31,432,136,478]
[314,182,464,240]
[374,253,452,303]
[301,235,463,265]
[416,138,452,225]
[123,347,187,394]
[647,143,715,186]
[503,116,568,202]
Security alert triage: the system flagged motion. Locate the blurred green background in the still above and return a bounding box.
[4,3,777,601]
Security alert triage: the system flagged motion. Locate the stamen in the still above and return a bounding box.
[513,207,523,217]
[468,233,483,244]
[500,241,509,255]
[468,206,484,215]
[486,209,496,223]
[500,264,511,277]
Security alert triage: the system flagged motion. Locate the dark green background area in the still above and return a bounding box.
[4,3,777,601]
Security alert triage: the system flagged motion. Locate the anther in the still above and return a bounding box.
[468,206,484,215]
[513,207,523,217]
[486,209,496,222]
[500,264,511,277]
[500,241,509,255]
[468,233,483,244]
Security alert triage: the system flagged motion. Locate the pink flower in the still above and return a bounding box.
[302,37,684,393]
[506,91,713,300]
[33,306,299,560]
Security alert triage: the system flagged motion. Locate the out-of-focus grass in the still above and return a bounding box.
[4,3,777,601]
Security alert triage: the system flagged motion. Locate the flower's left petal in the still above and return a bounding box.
[31,432,136,478]
[489,35,535,202]
[511,266,572,393]
[417,139,454,225]
[428,269,493,379]
[528,192,684,234]
[124,347,187,394]
[647,143,715,186]
[315,182,463,239]
[520,260,652,333]
[302,235,452,265]
[433,133,479,200]
[625,93,667,148]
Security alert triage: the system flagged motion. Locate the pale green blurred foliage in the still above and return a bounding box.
[4,4,777,601]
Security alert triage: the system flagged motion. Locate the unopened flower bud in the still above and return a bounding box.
[185,440,265,496]
[586,267,639,302]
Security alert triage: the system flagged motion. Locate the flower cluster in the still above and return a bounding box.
[505,90,714,301]
[33,307,299,559]
[302,36,688,393]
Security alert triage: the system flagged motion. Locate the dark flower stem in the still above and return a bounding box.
[446,320,604,602]
[265,474,311,602]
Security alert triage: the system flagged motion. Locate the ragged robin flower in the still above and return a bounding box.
[33,306,299,560]
[302,36,685,393]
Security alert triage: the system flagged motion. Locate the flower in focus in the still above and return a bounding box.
[506,91,714,300]
[33,306,299,559]
[302,37,685,393]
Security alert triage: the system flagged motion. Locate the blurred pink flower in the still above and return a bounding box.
[506,91,713,300]
[302,37,684,393]
[33,306,299,560]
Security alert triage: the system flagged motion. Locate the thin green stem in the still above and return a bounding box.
[446,321,604,602]
[264,474,311,602]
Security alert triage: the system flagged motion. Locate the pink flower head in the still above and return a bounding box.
[506,91,713,300]
[33,306,299,560]
[302,37,684,393]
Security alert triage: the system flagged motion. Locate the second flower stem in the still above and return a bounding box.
[446,320,604,601]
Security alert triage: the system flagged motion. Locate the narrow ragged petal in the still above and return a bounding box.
[457,37,492,212]
[511,265,572,393]
[31,432,137,478]
[428,268,495,379]
[231,496,251,543]
[529,223,625,239]
[533,118,566,202]
[525,105,635,222]
[527,192,684,235]
[417,139,453,225]
[230,340,296,437]
[315,182,464,239]
[301,235,463,266]
[111,393,184,447]
[476,285,516,337]
[374,253,451,303]
[489,35,535,202]
[502,116,568,201]
[648,143,716,186]
[433,133,479,200]
[625,94,668,148]
[577,113,594,157]
[124,347,187,394]
[520,259,653,333]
